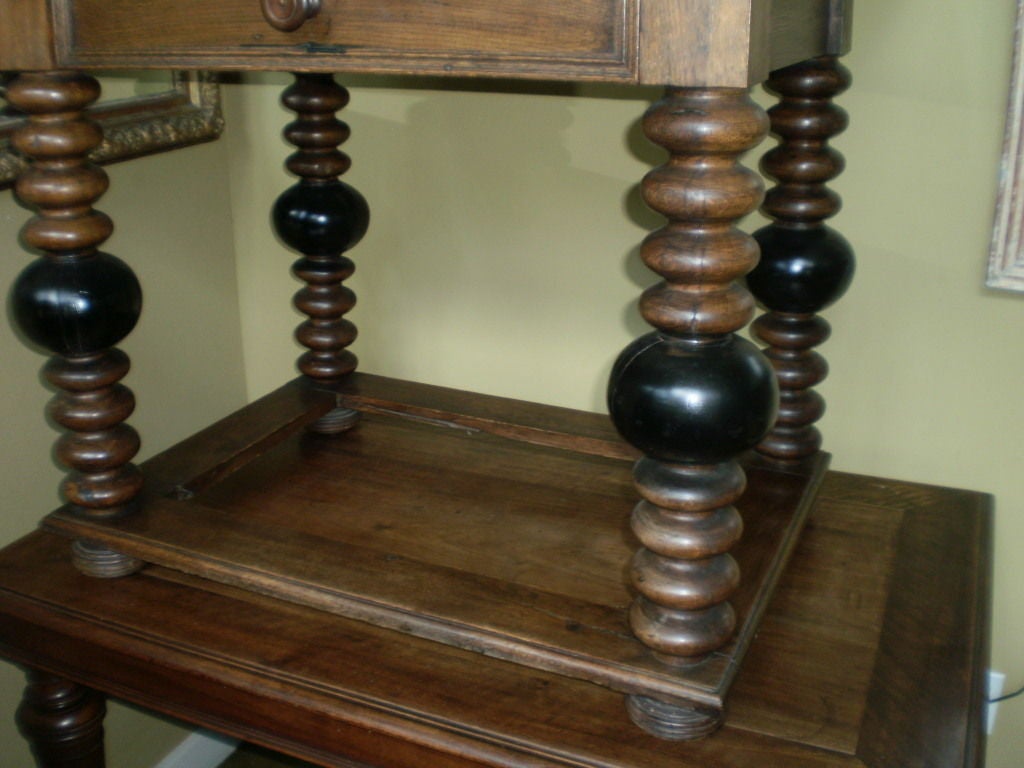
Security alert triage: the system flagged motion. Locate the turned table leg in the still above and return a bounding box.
[746,56,855,462]
[274,73,369,434]
[607,88,776,738]
[6,71,142,578]
[18,671,106,768]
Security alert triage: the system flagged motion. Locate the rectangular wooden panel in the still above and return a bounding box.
[637,0,848,87]
[59,0,637,81]
[0,0,58,69]
[12,0,851,83]
[44,374,826,716]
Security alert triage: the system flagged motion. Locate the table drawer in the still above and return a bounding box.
[60,0,637,80]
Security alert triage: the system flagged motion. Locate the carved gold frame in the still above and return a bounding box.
[989,1,1024,292]
[0,71,223,189]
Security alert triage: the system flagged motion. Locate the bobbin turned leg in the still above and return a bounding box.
[607,89,776,738]
[18,671,107,768]
[746,56,855,462]
[7,71,142,578]
[274,74,369,434]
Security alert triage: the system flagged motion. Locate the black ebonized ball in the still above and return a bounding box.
[12,252,142,357]
[747,225,854,314]
[273,180,370,255]
[608,333,778,464]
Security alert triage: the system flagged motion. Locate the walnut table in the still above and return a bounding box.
[0,1,992,765]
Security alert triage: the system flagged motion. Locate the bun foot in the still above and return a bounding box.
[71,540,142,578]
[626,695,723,740]
[309,406,361,434]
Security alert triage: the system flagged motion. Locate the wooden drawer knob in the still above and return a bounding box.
[260,0,321,31]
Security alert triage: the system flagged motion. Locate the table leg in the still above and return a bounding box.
[607,88,774,738]
[17,671,106,768]
[6,71,142,578]
[746,56,855,462]
[273,73,369,434]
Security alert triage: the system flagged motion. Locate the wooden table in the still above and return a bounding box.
[0,1,993,765]
[0,465,991,768]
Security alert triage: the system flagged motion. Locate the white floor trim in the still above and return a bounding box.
[153,730,239,768]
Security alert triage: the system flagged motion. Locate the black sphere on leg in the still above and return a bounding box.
[747,225,854,314]
[273,180,370,256]
[608,333,778,464]
[12,252,142,357]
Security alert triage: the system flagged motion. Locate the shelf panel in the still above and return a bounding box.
[45,374,826,712]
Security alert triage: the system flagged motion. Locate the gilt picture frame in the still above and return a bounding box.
[0,70,223,190]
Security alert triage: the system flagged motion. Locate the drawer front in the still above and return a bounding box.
[60,0,637,81]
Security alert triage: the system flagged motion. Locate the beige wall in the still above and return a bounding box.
[224,0,1024,765]
[0,138,247,765]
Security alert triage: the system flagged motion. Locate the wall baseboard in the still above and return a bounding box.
[153,730,238,768]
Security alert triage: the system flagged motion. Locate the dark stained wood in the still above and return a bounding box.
[141,372,632,494]
[17,671,107,768]
[37,0,851,86]
[61,0,637,81]
[638,0,771,86]
[632,89,766,339]
[767,0,851,74]
[856,482,992,767]
[0,0,59,69]
[605,88,777,736]
[42,375,826,719]
[275,74,367,387]
[0,470,990,767]
[6,71,143,578]
[747,56,856,463]
[331,372,638,460]
[141,377,338,497]
[0,3,978,762]
[636,0,853,86]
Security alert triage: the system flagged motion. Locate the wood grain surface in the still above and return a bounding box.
[0,468,990,767]
[44,375,825,714]
[14,0,852,85]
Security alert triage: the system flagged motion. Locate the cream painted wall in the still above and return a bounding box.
[0,138,247,765]
[223,0,1024,764]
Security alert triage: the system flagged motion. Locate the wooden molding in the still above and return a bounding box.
[0,71,223,189]
[989,1,1024,292]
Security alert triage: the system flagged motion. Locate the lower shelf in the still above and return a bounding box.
[45,373,826,721]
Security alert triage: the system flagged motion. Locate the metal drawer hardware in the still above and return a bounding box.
[260,0,321,31]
